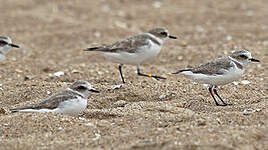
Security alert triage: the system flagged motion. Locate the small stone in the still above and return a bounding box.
[241,80,250,85]
[92,133,101,141]
[112,84,122,90]
[232,81,239,86]
[49,71,64,77]
[15,69,23,73]
[216,118,221,124]
[71,69,82,74]
[85,122,94,127]
[226,35,232,41]
[193,82,198,85]
[180,41,188,47]
[78,117,86,121]
[242,108,255,115]
[57,127,63,130]
[255,109,261,112]
[159,94,166,100]
[177,56,183,60]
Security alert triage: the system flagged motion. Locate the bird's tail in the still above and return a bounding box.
[10,109,19,113]
[172,69,192,74]
[10,106,34,113]
[84,46,103,51]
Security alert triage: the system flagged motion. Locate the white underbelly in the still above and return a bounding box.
[55,98,87,116]
[102,42,161,65]
[182,69,244,86]
[17,98,87,116]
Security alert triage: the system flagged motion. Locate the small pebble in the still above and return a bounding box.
[85,122,94,127]
[226,35,232,41]
[241,80,251,85]
[232,81,239,86]
[92,133,101,141]
[216,118,221,124]
[47,91,51,95]
[57,127,63,130]
[78,117,86,121]
[71,69,82,74]
[49,71,64,77]
[112,84,122,90]
[242,108,255,115]
[159,94,166,100]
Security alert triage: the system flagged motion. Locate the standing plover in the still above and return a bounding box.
[0,36,19,62]
[11,80,99,116]
[84,27,177,83]
[172,50,260,106]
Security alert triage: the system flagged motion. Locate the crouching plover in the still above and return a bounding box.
[11,80,99,116]
[0,36,20,62]
[172,50,260,106]
[84,27,177,83]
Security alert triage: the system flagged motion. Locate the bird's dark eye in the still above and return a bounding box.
[160,32,168,36]
[0,40,8,46]
[239,55,248,59]
[77,86,87,90]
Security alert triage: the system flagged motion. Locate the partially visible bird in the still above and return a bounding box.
[0,36,19,62]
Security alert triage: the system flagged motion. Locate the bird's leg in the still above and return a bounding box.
[213,87,231,106]
[118,64,125,84]
[136,65,166,80]
[208,86,221,106]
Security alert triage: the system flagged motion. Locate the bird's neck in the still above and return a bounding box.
[0,46,10,55]
[146,33,164,46]
[66,88,88,98]
[228,56,244,70]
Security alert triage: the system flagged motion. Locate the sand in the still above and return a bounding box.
[0,0,267,149]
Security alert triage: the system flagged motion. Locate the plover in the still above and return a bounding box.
[11,80,99,116]
[172,50,260,106]
[84,27,177,83]
[0,36,19,62]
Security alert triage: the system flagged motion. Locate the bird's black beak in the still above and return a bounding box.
[90,89,100,93]
[9,43,20,48]
[168,35,177,39]
[249,58,260,62]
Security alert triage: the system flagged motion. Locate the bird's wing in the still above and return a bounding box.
[191,57,234,75]
[109,34,151,53]
[85,34,152,53]
[11,92,79,112]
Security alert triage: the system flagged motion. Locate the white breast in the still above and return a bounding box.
[181,67,244,86]
[54,97,87,116]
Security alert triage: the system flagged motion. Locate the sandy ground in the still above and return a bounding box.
[0,0,267,149]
